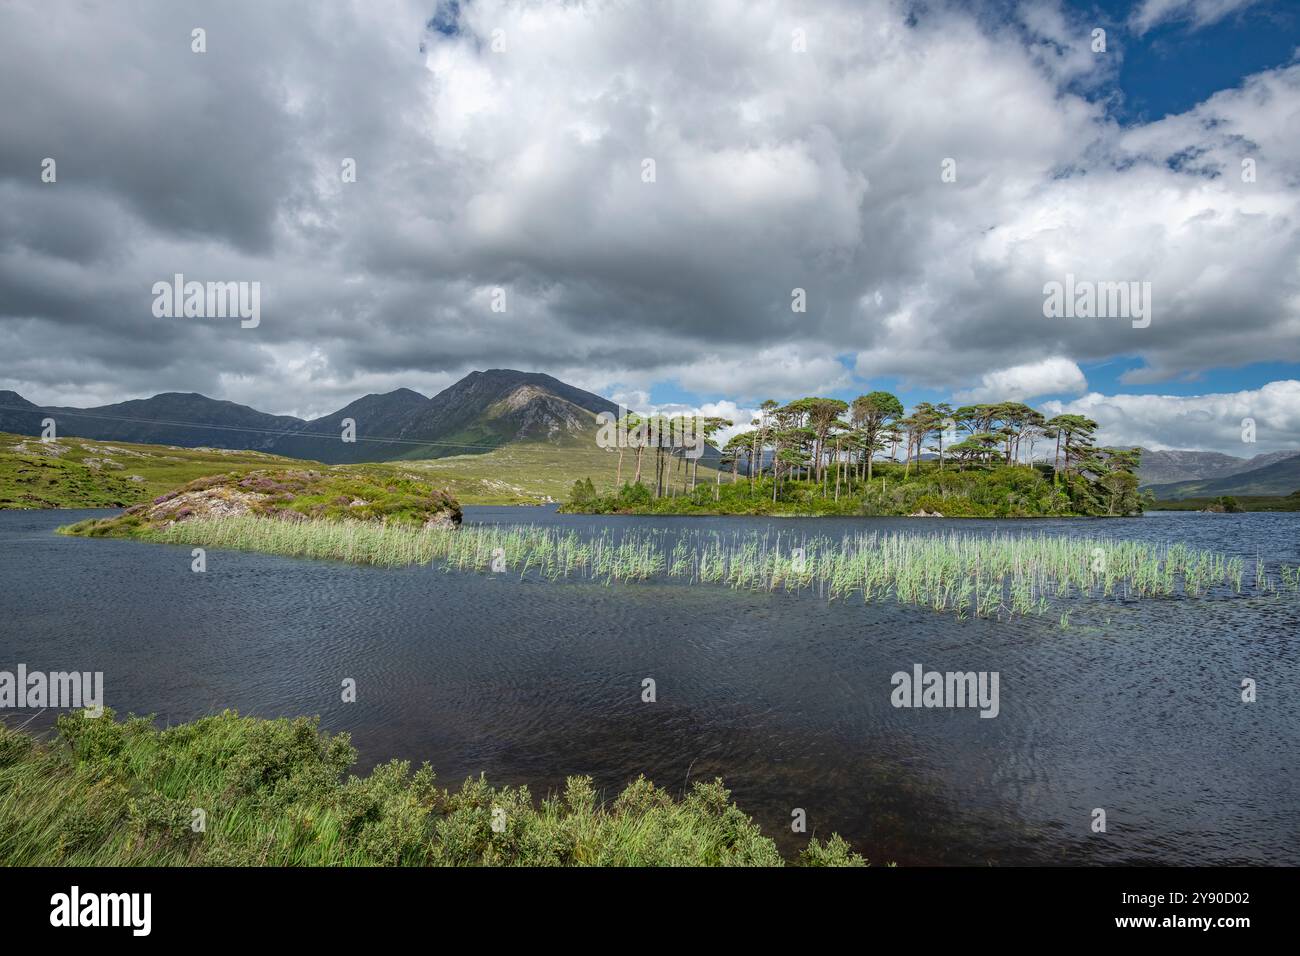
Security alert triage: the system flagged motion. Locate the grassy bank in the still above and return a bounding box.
[0,429,695,509]
[0,711,863,866]
[0,431,310,509]
[563,462,1144,518]
[65,514,1299,620]
[61,468,460,538]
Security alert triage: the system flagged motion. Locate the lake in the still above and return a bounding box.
[1,506,1297,865]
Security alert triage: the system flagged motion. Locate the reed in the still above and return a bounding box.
[142,516,1297,620]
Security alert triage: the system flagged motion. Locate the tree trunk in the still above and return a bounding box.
[834,440,841,502]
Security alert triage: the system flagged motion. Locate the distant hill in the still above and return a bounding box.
[0,389,301,452]
[48,392,301,452]
[1136,447,1300,487]
[0,370,642,466]
[0,391,46,437]
[1145,453,1300,499]
[268,387,436,464]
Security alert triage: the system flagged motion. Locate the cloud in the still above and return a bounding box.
[1130,0,1265,35]
[607,397,761,449]
[1041,379,1300,454]
[0,0,1296,424]
[954,357,1088,402]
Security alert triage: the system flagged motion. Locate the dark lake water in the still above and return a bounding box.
[2,506,1297,865]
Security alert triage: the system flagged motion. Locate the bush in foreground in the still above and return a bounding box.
[0,711,867,867]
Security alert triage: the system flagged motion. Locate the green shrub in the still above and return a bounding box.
[798,833,870,866]
[0,712,871,867]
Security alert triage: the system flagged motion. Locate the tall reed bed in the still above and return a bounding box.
[146,517,1296,620]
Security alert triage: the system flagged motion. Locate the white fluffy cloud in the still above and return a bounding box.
[954,357,1088,402]
[611,398,760,449]
[1042,380,1300,454]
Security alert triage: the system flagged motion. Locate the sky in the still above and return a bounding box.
[1,0,1298,455]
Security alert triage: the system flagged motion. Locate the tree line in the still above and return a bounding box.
[600,394,1142,515]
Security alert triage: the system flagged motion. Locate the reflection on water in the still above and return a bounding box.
[1,506,1297,865]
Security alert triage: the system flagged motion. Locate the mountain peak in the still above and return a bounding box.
[0,372,625,465]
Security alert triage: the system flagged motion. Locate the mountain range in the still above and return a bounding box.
[1135,447,1300,498]
[1141,455,1300,499]
[0,370,623,465]
[1134,447,1299,486]
[1,373,1295,495]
